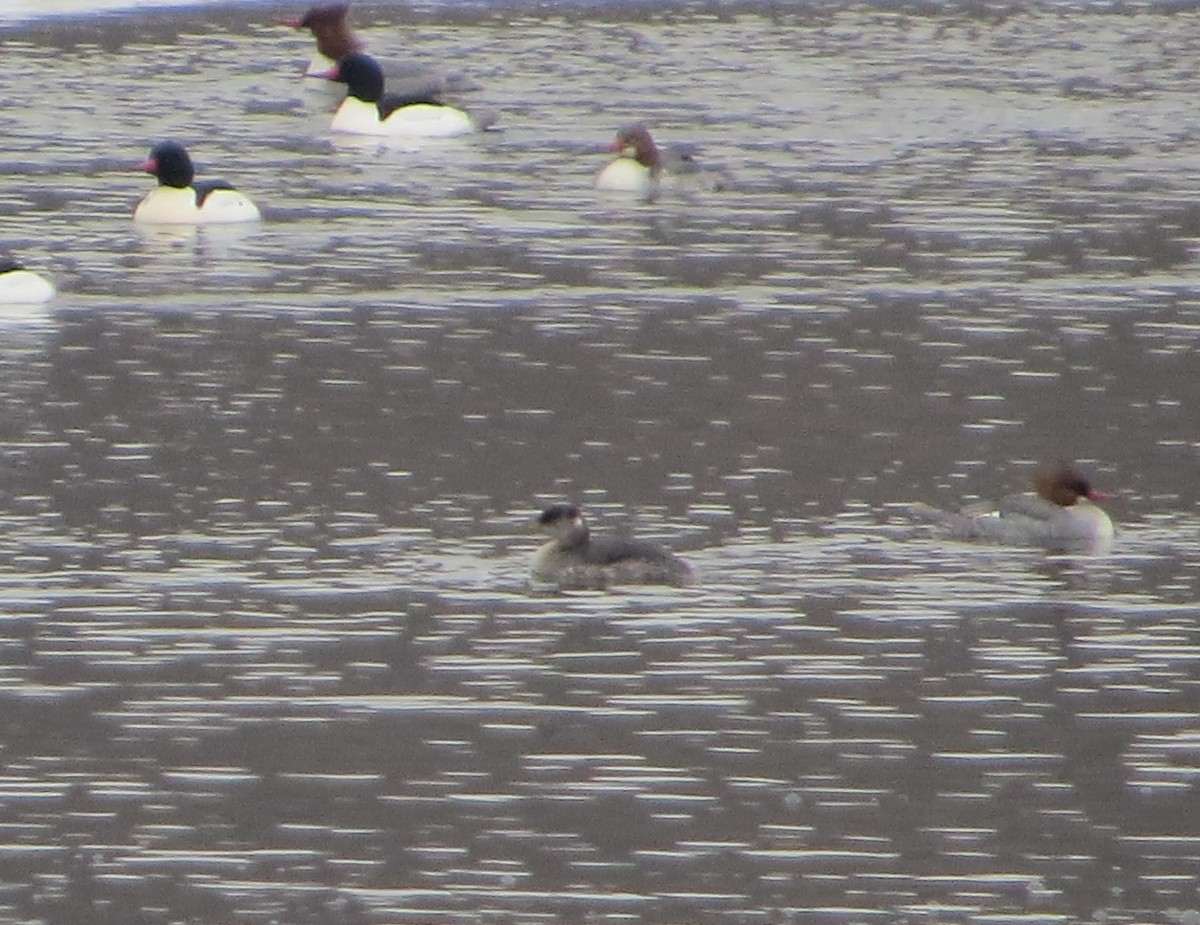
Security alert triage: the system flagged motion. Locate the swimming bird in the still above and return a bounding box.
[531,502,695,589]
[593,123,713,197]
[133,142,261,225]
[318,53,492,137]
[0,257,55,304]
[595,123,662,196]
[908,462,1114,553]
[280,3,475,99]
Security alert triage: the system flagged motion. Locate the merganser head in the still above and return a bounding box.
[278,4,362,57]
[137,141,194,189]
[537,503,588,543]
[610,123,660,169]
[294,2,349,30]
[1036,463,1108,508]
[321,52,384,102]
[302,4,365,60]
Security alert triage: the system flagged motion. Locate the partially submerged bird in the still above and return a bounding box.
[531,502,695,589]
[133,142,261,225]
[908,463,1114,553]
[317,53,494,137]
[0,257,55,304]
[280,3,475,99]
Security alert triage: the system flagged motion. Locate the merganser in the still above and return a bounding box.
[318,53,492,138]
[531,502,695,589]
[909,463,1115,553]
[133,142,261,225]
[595,123,661,196]
[593,124,714,197]
[0,258,55,304]
[280,3,475,100]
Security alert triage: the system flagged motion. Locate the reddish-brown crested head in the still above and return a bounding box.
[611,123,660,169]
[1035,463,1108,508]
[289,3,363,60]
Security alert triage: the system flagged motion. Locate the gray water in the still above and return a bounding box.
[0,2,1199,924]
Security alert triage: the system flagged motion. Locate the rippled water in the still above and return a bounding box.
[1,1,1200,923]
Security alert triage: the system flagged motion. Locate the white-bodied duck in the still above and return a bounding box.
[133,142,261,225]
[594,123,713,197]
[318,53,494,138]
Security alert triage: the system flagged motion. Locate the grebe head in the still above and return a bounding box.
[531,502,695,588]
[138,142,194,189]
[537,503,588,543]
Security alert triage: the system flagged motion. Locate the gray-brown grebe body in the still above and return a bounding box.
[532,503,695,589]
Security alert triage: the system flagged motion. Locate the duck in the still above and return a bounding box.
[318,53,492,138]
[594,124,718,198]
[908,462,1115,553]
[280,3,475,100]
[133,142,261,225]
[0,257,55,304]
[595,123,662,196]
[531,502,695,589]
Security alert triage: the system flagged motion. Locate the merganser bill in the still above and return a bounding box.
[0,258,55,304]
[909,463,1115,553]
[318,53,492,138]
[531,502,695,589]
[133,142,261,225]
[280,3,476,100]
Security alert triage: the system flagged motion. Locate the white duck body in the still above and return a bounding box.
[133,142,261,226]
[595,157,656,196]
[1044,500,1114,551]
[133,185,261,225]
[0,265,55,304]
[330,95,475,138]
